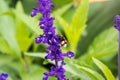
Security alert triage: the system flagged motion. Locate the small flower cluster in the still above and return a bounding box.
[114,15,120,31]
[31,0,74,80]
[0,73,8,80]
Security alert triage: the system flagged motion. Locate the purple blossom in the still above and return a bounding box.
[0,73,8,80]
[31,0,74,79]
[114,15,120,80]
[114,15,120,31]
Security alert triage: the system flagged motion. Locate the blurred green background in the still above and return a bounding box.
[0,0,120,80]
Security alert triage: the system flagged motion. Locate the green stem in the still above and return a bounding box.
[21,52,30,72]
[118,31,120,80]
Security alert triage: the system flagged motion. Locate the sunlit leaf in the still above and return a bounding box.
[0,15,21,57]
[56,16,72,43]
[0,36,14,55]
[92,57,115,80]
[12,9,42,36]
[48,76,57,80]
[15,1,24,13]
[0,0,21,58]
[80,27,118,64]
[25,52,105,80]
[21,65,47,80]
[15,1,33,52]
[65,58,105,80]
[25,52,46,59]
[71,0,89,32]
[0,0,9,14]
[53,3,72,16]
[7,60,47,80]
[56,0,89,53]
[70,0,89,52]
[25,52,107,80]
[70,0,89,51]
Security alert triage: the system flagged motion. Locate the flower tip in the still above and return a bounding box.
[66,51,74,58]
[114,15,120,31]
[43,75,48,80]
[0,73,8,80]
[35,37,41,44]
[31,12,36,17]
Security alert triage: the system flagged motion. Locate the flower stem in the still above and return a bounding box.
[55,53,59,79]
[118,31,120,80]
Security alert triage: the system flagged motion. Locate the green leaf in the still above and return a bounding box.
[21,65,47,80]
[12,9,42,36]
[65,60,92,80]
[65,58,105,80]
[25,52,46,59]
[79,27,118,63]
[56,0,89,53]
[0,36,14,55]
[70,0,89,52]
[77,1,120,57]
[52,0,71,9]
[25,53,105,80]
[15,1,24,13]
[56,16,71,42]
[0,65,21,80]
[92,57,115,80]
[56,15,87,52]
[14,1,33,52]
[0,0,21,57]
[16,37,33,52]
[75,65,105,80]
[7,60,47,80]
[71,0,89,32]
[0,0,9,14]
[53,3,72,16]
[0,54,13,65]
[25,53,53,64]
[0,15,21,57]
[48,76,57,80]
[43,60,49,65]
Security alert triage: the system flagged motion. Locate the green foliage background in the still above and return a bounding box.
[0,0,120,80]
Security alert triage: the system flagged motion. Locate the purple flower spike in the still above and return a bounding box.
[0,73,8,80]
[31,0,74,80]
[114,15,120,80]
[114,15,120,31]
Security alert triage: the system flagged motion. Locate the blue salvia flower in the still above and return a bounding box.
[114,15,120,31]
[0,73,8,80]
[114,15,120,80]
[31,0,74,80]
